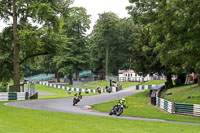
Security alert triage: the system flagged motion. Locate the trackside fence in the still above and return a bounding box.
[0,92,29,101]
[156,97,175,113]
[39,82,164,93]
[39,82,106,93]
[156,97,200,117]
[136,84,164,90]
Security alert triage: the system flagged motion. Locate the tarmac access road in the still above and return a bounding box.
[6,87,200,126]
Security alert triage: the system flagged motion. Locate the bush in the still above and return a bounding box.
[0,82,8,92]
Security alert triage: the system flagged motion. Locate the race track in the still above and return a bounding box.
[6,87,200,126]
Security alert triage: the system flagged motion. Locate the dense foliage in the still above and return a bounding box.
[127,0,200,86]
[89,12,135,75]
[1,0,200,91]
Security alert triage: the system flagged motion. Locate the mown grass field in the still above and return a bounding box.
[92,90,200,124]
[0,102,199,133]
[162,84,200,104]
[25,84,98,99]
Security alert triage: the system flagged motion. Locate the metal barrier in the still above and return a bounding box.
[175,103,200,117]
[0,92,29,101]
[156,97,175,114]
[156,97,200,117]
[39,81,107,93]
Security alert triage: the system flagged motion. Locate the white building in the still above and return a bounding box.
[118,70,165,82]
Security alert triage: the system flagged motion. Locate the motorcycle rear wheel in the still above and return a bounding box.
[116,108,123,116]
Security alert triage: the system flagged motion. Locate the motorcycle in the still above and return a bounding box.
[109,104,126,116]
[73,94,82,106]
[73,96,80,106]
[68,88,71,94]
[106,87,111,93]
[85,89,89,94]
[97,87,101,93]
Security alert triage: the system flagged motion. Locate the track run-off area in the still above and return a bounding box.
[6,86,200,126]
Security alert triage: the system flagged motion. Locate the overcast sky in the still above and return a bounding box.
[0,0,130,33]
[73,0,131,33]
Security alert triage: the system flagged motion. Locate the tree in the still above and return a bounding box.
[54,7,91,83]
[151,0,200,85]
[128,0,200,87]
[114,18,135,71]
[0,0,73,85]
[128,0,174,87]
[90,12,120,76]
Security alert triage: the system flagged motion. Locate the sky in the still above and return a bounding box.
[0,0,131,33]
[73,0,131,33]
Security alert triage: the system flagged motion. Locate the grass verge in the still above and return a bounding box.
[141,80,166,85]
[92,90,200,124]
[162,84,200,104]
[62,81,139,89]
[1,102,199,133]
[25,84,98,99]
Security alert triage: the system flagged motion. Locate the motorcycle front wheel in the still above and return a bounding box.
[73,98,76,106]
[109,109,114,115]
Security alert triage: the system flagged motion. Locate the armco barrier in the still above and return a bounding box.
[156,97,200,117]
[194,104,200,117]
[175,103,200,117]
[136,84,164,90]
[39,82,106,93]
[0,92,29,101]
[39,82,163,92]
[156,97,174,114]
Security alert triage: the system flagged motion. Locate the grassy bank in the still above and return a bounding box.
[0,102,199,133]
[25,84,97,99]
[46,80,167,90]
[141,80,166,85]
[63,81,139,89]
[92,90,200,123]
[162,84,200,104]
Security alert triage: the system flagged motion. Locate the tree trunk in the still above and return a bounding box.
[198,73,200,86]
[69,70,73,85]
[75,70,79,81]
[13,0,20,85]
[105,46,109,76]
[166,74,173,88]
[56,71,60,82]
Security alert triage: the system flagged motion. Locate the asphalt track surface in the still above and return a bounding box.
[6,87,200,126]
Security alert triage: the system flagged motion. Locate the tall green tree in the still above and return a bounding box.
[128,0,200,86]
[127,0,174,87]
[90,12,120,76]
[114,18,135,71]
[54,7,91,83]
[151,0,200,85]
[0,0,73,85]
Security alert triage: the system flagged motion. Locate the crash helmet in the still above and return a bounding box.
[122,98,125,101]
